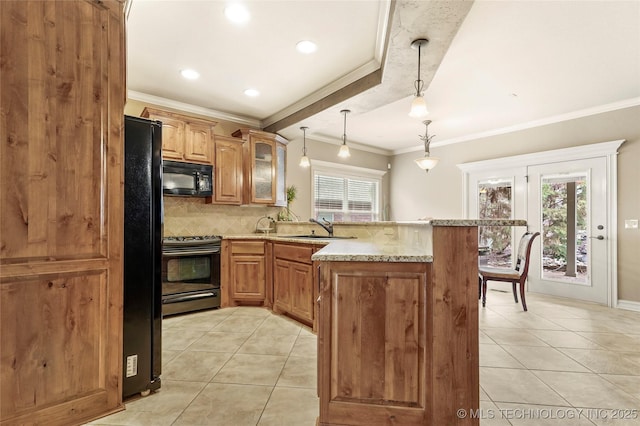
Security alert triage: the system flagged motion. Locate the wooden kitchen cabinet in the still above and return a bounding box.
[221,239,272,307]
[141,107,217,164]
[232,128,288,205]
[317,261,430,425]
[213,135,243,204]
[0,1,126,424]
[272,243,316,327]
[316,226,480,426]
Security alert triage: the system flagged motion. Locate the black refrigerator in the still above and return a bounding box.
[123,115,163,398]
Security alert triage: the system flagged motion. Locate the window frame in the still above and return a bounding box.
[310,160,386,223]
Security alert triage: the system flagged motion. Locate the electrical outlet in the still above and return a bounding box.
[625,219,639,229]
[126,355,138,378]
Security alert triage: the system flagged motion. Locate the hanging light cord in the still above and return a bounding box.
[342,110,348,145]
[302,127,307,155]
[414,43,424,96]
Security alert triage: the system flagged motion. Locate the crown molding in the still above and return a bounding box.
[127,91,262,127]
[392,97,640,155]
[457,139,625,172]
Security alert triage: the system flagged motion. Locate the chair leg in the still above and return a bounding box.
[478,276,482,300]
[512,282,518,303]
[519,279,528,312]
[481,278,487,307]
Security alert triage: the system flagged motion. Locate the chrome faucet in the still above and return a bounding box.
[310,218,333,237]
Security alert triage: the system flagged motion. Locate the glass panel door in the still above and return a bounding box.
[467,167,527,269]
[541,174,588,284]
[478,179,514,268]
[527,158,609,304]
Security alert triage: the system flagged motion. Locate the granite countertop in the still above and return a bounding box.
[222,234,430,261]
[222,219,526,262]
[222,233,331,245]
[310,239,432,263]
[428,219,527,226]
[274,219,527,227]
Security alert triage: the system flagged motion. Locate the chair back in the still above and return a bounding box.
[514,232,541,276]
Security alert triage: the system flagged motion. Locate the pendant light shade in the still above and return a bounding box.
[415,120,439,172]
[338,109,351,158]
[414,156,439,170]
[409,38,429,118]
[299,126,310,168]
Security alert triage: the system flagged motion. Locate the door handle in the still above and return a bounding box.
[589,235,605,240]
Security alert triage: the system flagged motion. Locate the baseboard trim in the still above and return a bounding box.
[616,300,640,312]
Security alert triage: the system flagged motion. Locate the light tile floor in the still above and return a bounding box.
[89,288,640,425]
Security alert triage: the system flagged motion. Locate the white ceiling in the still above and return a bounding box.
[127,0,640,155]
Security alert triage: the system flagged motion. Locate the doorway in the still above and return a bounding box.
[460,141,623,307]
[527,158,609,304]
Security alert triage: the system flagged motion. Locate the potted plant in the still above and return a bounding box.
[278,185,298,221]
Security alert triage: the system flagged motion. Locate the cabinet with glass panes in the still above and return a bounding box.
[232,128,288,205]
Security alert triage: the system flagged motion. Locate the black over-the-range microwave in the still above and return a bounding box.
[162,160,213,197]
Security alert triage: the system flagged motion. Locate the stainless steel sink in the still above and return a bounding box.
[277,234,356,240]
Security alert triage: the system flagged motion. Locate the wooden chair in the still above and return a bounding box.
[479,231,540,311]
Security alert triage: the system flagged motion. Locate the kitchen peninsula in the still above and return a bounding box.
[222,219,526,426]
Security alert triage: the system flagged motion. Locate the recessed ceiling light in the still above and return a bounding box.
[180,69,200,80]
[244,88,260,97]
[296,40,317,54]
[224,4,250,24]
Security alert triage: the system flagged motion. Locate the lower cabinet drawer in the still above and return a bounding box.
[274,243,312,264]
[231,240,265,255]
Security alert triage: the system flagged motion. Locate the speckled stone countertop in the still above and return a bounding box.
[428,219,527,227]
[222,233,331,245]
[222,220,526,262]
[310,240,432,263]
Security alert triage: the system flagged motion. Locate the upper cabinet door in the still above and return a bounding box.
[214,135,243,205]
[141,109,185,160]
[141,108,216,164]
[184,121,214,164]
[252,138,276,203]
[232,128,288,205]
[158,116,185,160]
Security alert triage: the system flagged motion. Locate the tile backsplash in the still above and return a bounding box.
[163,197,282,236]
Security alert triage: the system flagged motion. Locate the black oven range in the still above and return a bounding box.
[161,235,221,316]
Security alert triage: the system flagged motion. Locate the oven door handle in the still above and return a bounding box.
[163,292,217,304]
[162,249,220,256]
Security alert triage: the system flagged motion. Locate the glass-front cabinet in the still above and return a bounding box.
[275,143,287,206]
[232,128,288,205]
[253,138,275,202]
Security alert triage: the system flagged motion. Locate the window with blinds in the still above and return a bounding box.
[313,172,380,222]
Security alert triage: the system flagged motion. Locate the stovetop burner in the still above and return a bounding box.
[164,235,221,243]
[163,235,221,252]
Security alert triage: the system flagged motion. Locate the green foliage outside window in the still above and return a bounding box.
[541,181,587,263]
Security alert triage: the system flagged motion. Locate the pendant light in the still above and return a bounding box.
[415,120,439,172]
[338,109,351,158]
[409,38,429,118]
[299,126,310,168]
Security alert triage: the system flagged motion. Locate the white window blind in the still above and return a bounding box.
[312,166,381,222]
